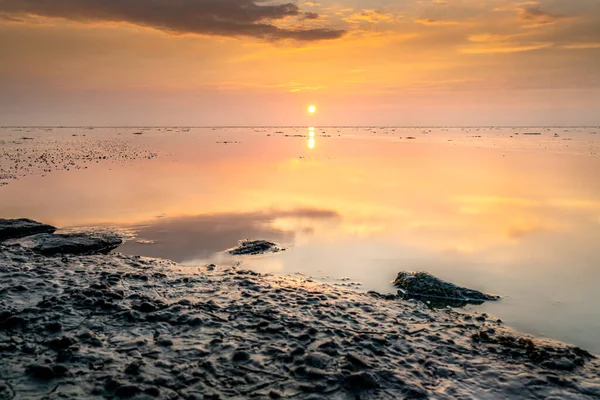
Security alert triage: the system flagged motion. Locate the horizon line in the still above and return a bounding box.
[2,125,599,129]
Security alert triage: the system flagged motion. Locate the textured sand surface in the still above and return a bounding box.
[1,245,599,399]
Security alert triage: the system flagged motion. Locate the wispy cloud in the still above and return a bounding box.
[0,0,346,41]
[344,10,397,24]
[559,42,600,50]
[460,43,552,54]
[518,3,565,27]
[415,18,458,26]
[0,13,26,23]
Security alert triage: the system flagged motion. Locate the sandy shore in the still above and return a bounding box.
[1,244,599,399]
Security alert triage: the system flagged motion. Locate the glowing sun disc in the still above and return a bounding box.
[308,105,317,114]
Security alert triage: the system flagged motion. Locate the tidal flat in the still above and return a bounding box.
[1,126,600,384]
[1,237,600,399]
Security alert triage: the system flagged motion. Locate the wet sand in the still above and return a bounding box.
[1,243,599,399]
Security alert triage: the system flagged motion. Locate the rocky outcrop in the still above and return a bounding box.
[12,233,122,256]
[227,240,283,255]
[0,218,56,242]
[393,271,500,305]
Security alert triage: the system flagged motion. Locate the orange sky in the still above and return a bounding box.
[0,0,599,125]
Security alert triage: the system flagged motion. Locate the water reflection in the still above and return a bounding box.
[118,208,339,263]
[308,127,315,149]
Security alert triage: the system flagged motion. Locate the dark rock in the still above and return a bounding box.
[157,339,174,347]
[393,271,499,304]
[232,350,251,362]
[542,358,576,371]
[45,322,63,332]
[144,387,160,397]
[12,232,122,255]
[56,349,74,363]
[304,352,332,370]
[228,240,283,255]
[27,363,56,380]
[0,316,26,330]
[343,372,380,391]
[345,353,370,369]
[402,385,429,398]
[125,361,143,375]
[0,218,56,242]
[104,378,121,392]
[52,364,70,377]
[139,302,157,313]
[115,385,141,398]
[46,336,76,350]
[0,310,13,322]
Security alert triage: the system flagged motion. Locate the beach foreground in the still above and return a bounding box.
[1,244,599,399]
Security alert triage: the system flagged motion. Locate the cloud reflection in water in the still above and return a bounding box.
[118,208,339,263]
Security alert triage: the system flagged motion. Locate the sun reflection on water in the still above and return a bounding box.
[308,127,316,149]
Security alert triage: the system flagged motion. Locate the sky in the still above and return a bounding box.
[0,0,599,126]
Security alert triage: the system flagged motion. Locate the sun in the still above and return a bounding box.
[308,105,317,114]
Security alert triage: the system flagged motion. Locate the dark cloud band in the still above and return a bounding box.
[0,0,346,41]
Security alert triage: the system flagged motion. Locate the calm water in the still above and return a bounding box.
[1,126,600,353]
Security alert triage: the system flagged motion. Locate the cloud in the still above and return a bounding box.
[0,13,26,23]
[415,19,458,26]
[302,12,320,20]
[460,43,552,54]
[560,43,600,50]
[518,3,565,27]
[344,10,397,24]
[0,0,346,41]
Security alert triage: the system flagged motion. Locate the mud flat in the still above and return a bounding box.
[1,243,600,399]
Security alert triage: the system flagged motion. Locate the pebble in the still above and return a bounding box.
[157,339,174,347]
[343,372,380,390]
[232,351,251,362]
[115,385,141,398]
[27,364,56,380]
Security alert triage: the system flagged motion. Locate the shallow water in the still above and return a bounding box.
[1,126,600,353]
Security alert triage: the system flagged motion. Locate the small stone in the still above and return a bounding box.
[46,336,75,350]
[0,316,26,330]
[144,387,160,397]
[104,378,121,392]
[45,322,63,332]
[115,385,141,398]
[304,352,332,370]
[232,350,251,362]
[52,364,70,377]
[157,339,174,347]
[27,364,56,380]
[125,361,142,375]
[56,349,74,363]
[139,302,157,313]
[345,353,370,369]
[542,358,576,371]
[343,372,379,390]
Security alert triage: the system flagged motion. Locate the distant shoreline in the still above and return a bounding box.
[2,125,600,129]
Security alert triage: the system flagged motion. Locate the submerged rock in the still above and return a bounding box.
[12,232,122,255]
[227,240,283,255]
[0,218,56,242]
[393,271,499,305]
